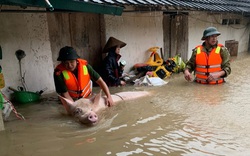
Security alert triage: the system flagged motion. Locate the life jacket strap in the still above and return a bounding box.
[196,64,221,68]
[196,77,224,84]
[195,71,207,76]
[82,81,92,97]
[68,81,92,96]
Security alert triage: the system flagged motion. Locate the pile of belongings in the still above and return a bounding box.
[133,47,186,81]
[133,75,168,86]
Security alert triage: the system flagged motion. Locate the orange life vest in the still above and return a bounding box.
[56,59,92,98]
[195,44,224,84]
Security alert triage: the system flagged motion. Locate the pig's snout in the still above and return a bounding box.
[88,112,98,123]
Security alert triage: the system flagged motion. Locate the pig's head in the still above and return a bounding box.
[72,98,99,125]
[58,91,102,125]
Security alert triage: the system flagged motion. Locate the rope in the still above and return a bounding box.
[114,93,124,101]
[1,91,25,120]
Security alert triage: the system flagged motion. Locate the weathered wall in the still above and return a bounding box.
[103,12,164,72]
[0,12,54,97]
[0,8,249,99]
[188,11,250,59]
[47,13,102,70]
[163,13,189,60]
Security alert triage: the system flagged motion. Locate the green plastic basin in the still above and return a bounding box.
[0,92,3,109]
[13,91,40,104]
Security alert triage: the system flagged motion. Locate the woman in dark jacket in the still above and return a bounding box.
[102,37,127,87]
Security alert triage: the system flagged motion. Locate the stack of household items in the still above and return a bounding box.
[131,47,186,86]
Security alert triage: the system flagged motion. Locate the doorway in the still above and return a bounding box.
[163,12,188,60]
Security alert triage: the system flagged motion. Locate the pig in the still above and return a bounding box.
[58,90,150,125]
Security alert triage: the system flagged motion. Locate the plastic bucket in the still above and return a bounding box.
[13,91,40,104]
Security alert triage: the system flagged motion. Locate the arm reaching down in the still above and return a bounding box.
[95,77,114,107]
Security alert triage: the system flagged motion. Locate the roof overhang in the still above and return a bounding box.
[0,0,124,16]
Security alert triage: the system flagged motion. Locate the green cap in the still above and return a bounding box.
[201,27,221,40]
[57,46,80,61]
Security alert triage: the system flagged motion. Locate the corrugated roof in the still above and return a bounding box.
[0,0,124,15]
[78,0,250,15]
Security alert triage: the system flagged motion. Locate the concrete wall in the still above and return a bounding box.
[1,10,164,97]
[188,11,250,59]
[0,9,249,99]
[103,12,164,72]
[0,12,55,97]
[47,13,103,70]
[163,13,189,60]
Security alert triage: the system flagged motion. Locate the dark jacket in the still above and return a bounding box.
[102,51,123,86]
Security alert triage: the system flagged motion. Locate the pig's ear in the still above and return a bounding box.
[58,94,75,113]
[93,90,102,105]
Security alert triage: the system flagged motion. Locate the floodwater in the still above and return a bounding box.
[1,52,250,156]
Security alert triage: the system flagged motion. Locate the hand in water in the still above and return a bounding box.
[184,69,192,82]
[106,96,114,107]
[120,80,126,86]
[207,72,223,82]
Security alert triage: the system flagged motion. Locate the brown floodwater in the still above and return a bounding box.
[1,52,250,156]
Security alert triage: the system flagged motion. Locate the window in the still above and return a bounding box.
[221,18,240,25]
